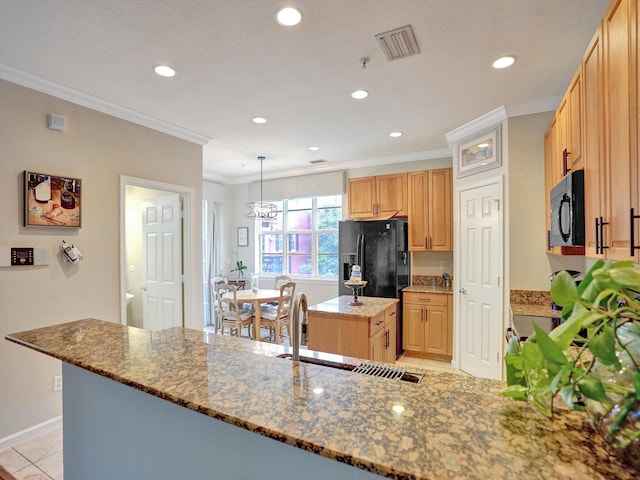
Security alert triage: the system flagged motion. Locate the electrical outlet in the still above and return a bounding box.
[53,375,62,392]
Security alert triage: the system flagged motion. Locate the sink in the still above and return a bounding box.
[277,354,424,383]
[126,293,134,305]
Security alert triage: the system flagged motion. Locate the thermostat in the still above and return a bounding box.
[0,247,49,267]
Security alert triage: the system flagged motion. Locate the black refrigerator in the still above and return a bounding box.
[338,219,410,357]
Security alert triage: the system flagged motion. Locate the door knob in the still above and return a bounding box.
[459,288,467,294]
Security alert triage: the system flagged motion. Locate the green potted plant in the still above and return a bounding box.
[502,259,640,467]
[231,260,247,278]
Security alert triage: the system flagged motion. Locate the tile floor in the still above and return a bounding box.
[0,427,63,480]
[0,355,462,479]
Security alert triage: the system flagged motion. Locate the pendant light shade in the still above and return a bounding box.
[245,156,278,221]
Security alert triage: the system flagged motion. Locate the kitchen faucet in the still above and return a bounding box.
[291,292,308,361]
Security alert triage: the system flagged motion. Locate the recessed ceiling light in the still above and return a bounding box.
[389,131,403,138]
[252,117,267,124]
[275,6,302,26]
[154,65,175,77]
[492,55,517,69]
[308,146,320,151]
[351,90,369,100]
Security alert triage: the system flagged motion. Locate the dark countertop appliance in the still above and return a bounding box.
[338,219,410,357]
[549,169,585,247]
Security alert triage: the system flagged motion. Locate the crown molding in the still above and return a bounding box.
[0,62,212,146]
[210,147,454,185]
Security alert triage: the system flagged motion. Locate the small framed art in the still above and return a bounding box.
[457,126,502,178]
[237,227,249,247]
[24,171,81,227]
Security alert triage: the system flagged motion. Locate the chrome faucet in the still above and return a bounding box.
[291,292,308,361]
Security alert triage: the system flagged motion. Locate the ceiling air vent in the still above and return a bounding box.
[375,25,420,62]
[308,159,327,165]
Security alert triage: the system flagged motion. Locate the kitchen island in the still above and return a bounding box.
[307,295,398,363]
[5,318,637,480]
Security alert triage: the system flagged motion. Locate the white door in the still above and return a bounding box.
[142,194,183,331]
[458,180,503,379]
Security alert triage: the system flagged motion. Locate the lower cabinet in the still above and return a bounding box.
[402,292,452,360]
[308,304,397,364]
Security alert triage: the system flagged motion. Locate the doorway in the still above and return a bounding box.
[119,176,194,329]
[456,177,504,379]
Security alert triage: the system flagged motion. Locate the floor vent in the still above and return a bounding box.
[352,361,424,383]
[375,25,420,62]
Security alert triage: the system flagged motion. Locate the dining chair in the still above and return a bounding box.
[260,281,295,343]
[215,281,254,338]
[261,275,292,309]
[209,276,227,333]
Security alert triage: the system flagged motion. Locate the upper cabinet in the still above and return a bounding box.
[407,168,452,252]
[545,69,583,185]
[547,0,640,262]
[347,173,407,219]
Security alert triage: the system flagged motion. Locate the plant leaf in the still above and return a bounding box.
[500,385,528,401]
[609,266,640,290]
[577,259,606,296]
[560,384,576,409]
[550,304,587,348]
[550,271,580,307]
[578,374,609,403]
[532,323,567,365]
[634,371,640,400]
[588,325,621,368]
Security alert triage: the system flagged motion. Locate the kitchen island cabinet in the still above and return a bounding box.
[6,319,637,480]
[307,295,397,363]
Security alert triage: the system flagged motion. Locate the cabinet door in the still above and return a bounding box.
[376,173,408,217]
[408,171,428,251]
[428,168,453,251]
[556,96,569,177]
[402,303,424,352]
[383,306,397,364]
[369,326,386,362]
[584,27,608,258]
[604,0,638,260]
[424,305,449,357]
[347,177,376,219]
[568,70,583,171]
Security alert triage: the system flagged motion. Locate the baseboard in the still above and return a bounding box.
[0,416,62,452]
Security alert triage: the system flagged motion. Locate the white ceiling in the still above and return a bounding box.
[0,1,609,184]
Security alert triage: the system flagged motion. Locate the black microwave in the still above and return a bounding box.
[549,170,585,247]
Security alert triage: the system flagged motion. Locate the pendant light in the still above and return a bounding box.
[245,156,278,220]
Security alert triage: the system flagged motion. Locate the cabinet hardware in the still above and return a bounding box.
[418,297,431,301]
[631,208,640,256]
[562,149,571,176]
[547,230,551,251]
[598,216,609,254]
[595,217,600,253]
[459,288,467,295]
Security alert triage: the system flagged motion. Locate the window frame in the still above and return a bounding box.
[258,195,341,278]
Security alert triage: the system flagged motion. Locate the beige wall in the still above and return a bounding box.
[508,112,586,290]
[0,80,203,439]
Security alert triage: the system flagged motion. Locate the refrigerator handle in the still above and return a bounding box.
[357,234,364,267]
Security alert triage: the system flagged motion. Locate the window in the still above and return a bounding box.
[259,195,341,277]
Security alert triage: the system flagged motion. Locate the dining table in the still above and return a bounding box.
[224,288,282,341]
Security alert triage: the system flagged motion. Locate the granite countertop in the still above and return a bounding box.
[5,319,636,480]
[307,295,398,317]
[511,304,562,318]
[403,285,453,294]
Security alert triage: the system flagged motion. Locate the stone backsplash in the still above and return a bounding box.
[510,289,552,306]
[412,275,452,288]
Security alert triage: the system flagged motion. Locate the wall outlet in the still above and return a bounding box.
[53,375,62,392]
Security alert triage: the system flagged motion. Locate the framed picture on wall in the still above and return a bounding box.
[23,171,82,227]
[237,226,249,247]
[457,125,502,178]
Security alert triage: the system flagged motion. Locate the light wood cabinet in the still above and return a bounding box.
[407,168,452,252]
[546,0,640,261]
[602,0,639,261]
[402,292,452,360]
[347,173,407,219]
[308,303,397,364]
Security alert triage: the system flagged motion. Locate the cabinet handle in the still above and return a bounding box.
[418,297,431,301]
[562,149,571,176]
[594,217,600,254]
[631,208,640,256]
[598,216,609,254]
